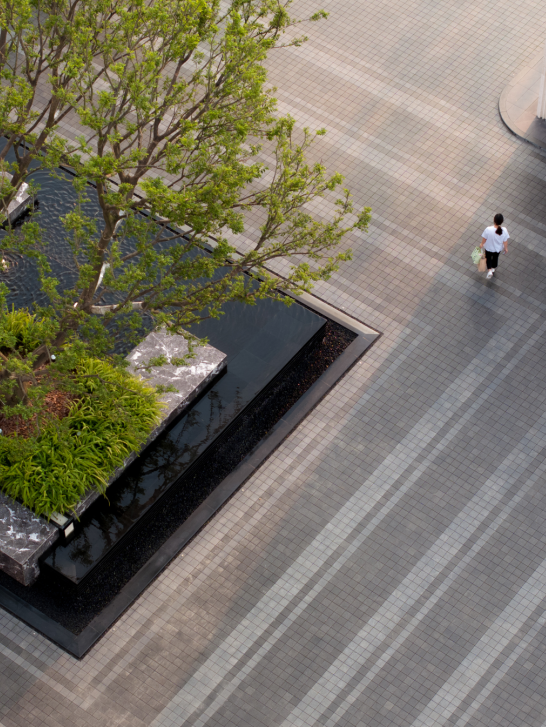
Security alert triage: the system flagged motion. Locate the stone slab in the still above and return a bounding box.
[1,173,31,223]
[0,331,226,585]
[73,329,227,517]
[0,496,57,586]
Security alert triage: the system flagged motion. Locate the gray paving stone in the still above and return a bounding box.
[3,0,546,725]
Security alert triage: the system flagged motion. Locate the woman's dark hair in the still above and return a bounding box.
[494,213,504,236]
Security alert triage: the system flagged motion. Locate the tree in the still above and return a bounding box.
[0,0,371,419]
[0,0,132,210]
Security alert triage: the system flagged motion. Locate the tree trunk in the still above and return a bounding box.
[0,367,29,406]
[0,127,51,207]
[5,377,29,406]
[31,326,73,372]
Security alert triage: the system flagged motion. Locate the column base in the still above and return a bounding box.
[499,51,546,150]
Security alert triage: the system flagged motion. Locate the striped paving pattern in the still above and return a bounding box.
[2,0,546,726]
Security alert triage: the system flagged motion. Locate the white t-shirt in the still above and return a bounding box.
[482,225,509,253]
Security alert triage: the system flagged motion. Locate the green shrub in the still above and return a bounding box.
[0,356,163,517]
[0,307,56,355]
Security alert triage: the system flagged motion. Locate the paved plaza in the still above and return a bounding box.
[3,0,546,725]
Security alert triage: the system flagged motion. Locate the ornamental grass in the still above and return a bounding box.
[0,357,163,518]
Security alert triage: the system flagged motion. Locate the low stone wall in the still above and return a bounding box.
[0,331,226,585]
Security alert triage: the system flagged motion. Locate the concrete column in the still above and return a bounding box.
[538,40,546,119]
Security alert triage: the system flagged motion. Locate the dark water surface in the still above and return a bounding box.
[0,146,325,583]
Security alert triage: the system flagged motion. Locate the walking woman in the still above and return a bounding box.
[480,213,509,279]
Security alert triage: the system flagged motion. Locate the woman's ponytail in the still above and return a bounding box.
[494,213,504,236]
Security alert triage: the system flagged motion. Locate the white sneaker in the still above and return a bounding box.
[486,270,493,279]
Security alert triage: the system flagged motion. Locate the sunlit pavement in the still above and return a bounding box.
[2,1,546,726]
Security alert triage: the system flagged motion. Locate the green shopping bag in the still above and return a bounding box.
[471,246,482,265]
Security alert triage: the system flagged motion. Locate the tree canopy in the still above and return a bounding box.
[0,0,371,418]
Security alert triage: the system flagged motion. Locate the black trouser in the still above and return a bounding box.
[485,250,499,270]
